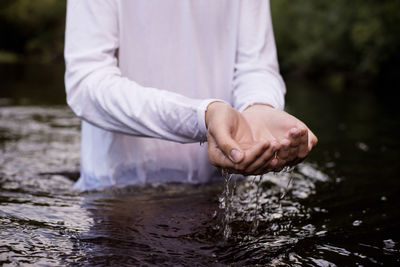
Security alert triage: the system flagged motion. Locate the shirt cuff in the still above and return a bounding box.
[237,100,277,113]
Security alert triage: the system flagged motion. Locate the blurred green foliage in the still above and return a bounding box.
[0,0,66,62]
[0,0,399,88]
[271,0,400,88]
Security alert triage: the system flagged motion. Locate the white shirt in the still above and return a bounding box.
[64,0,286,190]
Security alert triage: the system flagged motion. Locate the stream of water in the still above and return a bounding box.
[0,64,399,266]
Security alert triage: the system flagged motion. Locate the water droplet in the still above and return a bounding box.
[334,151,341,158]
[316,230,327,236]
[383,239,396,249]
[325,162,335,168]
[220,169,234,239]
[250,175,262,234]
[356,142,369,152]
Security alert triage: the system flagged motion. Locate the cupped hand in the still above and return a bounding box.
[242,104,318,172]
[205,102,279,175]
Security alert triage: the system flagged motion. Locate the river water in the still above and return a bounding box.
[0,64,399,266]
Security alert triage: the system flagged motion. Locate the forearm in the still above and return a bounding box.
[66,70,214,143]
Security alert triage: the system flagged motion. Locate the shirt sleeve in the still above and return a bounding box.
[232,0,286,112]
[64,0,217,143]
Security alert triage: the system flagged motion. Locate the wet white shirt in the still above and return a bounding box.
[64,0,286,190]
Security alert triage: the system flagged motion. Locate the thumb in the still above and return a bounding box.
[210,126,244,164]
[229,147,244,163]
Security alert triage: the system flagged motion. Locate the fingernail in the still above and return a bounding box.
[229,149,243,163]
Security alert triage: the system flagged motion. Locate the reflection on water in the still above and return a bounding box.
[1,64,400,266]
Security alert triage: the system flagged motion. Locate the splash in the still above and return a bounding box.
[219,165,298,239]
[220,169,235,239]
[250,175,262,234]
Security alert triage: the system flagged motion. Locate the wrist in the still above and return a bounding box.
[205,101,231,129]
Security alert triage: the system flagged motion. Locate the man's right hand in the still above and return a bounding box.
[205,102,280,175]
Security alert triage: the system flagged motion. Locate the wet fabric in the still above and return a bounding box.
[64,0,286,190]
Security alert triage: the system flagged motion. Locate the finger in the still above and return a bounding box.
[297,127,309,159]
[286,128,311,166]
[272,152,288,172]
[283,129,300,163]
[219,141,270,175]
[252,149,282,175]
[277,138,290,161]
[207,134,238,169]
[243,141,279,174]
[285,144,299,163]
[235,140,270,173]
[288,127,302,147]
[254,158,280,175]
[272,150,287,172]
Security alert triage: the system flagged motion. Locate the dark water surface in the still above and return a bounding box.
[1,64,399,266]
